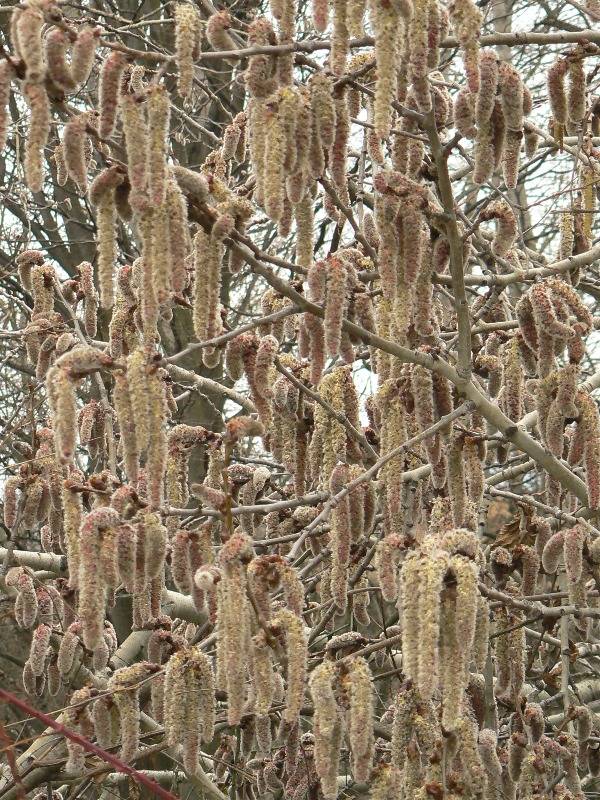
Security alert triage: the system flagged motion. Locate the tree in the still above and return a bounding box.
[1,0,600,797]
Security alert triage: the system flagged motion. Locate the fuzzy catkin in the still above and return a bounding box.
[206,11,236,51]
[90,166,124,308]
[498,62,524,131]
[108,663,157,763]
[370,0,406,139]
[310,661,343,798]
[147,85,171,206]
[502,128,522,189]
[473,116,495,185]
[71,25,100,86]
[476,49,498,126]
[15,6,45,83]
[0,59,14,152]
[347,657,374,782]
[99,51,127,138]
[23,82,50,193]
[62,114,90,189]
[448,0,483,93]
[175,4,201,98]
[120,91,148,210]
[548,58,569,128]
[78,508,120,649]
[567,51,586,123]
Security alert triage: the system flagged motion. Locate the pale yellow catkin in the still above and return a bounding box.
[89,167,125,308]
[147,84,171,207]
[175,4,201,98]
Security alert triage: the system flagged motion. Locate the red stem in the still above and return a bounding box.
[0,688,179,800]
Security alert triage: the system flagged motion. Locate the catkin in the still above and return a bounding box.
[62,114,90,189]
[370,0,408,139]
[79,508,121,649]
[175,4,201,98]
[448,0,483,93]
[0,59,14,151]
[206,11,236,51]
[147,84,170,206]
[89,166,124,308]
[120,91,149,210]
[498,61,524,131]
[567,49,586,124]
[23,82,50,193]
[347,657,374,782]
[15,6,45,83]
[99,51,128,138]
[108,663,158,763]
[45,27,75,91]
[476,49,498,126]
[71,25,101,86]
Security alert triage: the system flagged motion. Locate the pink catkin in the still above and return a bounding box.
[71,26,101,87]
[23,82,50,193]
[63,114,90,189]
[324,257,347,358]
[475,49,498,126]
[547,58,568,126]
[15,7,45,83]
[99,51,128,138]
[45,28,76,91]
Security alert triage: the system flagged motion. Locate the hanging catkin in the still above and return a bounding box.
[193,214,232,342]
[89,166,124,308]
[147,84,171,206]
[120,90,149,210]
[23,82,50,193]
[175,4,201,98]
[98,51,128,138]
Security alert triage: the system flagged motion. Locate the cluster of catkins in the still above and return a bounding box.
[547,44,596,143]
[452,45,535,187]
[1,3,101,192]
[5,0,600,797]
